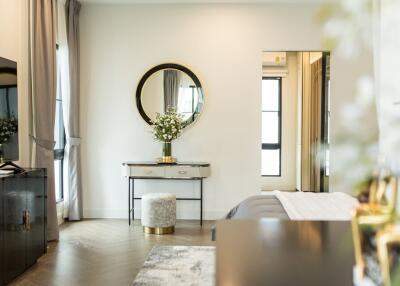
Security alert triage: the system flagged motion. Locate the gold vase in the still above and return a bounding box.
[157,142,176,164]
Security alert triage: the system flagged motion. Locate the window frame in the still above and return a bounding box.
[261,77,282,177]
[54,44,65,203]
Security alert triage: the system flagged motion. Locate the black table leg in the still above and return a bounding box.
[200,178,203,226]
[132,178,135,223]
[128,178,131,225]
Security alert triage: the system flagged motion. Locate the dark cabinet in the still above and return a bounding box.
[0,169,47,286]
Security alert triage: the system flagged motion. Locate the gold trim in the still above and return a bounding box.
[143,226,175,235]
[351,175,399,282]
[377,223,400,286]
[157,156,177,164]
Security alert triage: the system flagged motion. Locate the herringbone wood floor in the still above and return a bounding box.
[10,219,215,286]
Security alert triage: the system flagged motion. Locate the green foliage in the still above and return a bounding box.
[0,118,18,144]
[151,108,183,143]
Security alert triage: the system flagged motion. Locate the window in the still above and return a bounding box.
[54,47,65,202]
[0,86,18,119]
[177,85,199,121]
[261,77,282,176]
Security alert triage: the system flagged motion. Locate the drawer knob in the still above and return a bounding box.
[144,170,153,174]
[178,170,187,175]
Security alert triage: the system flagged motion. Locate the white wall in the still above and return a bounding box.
[80,3,372,219]
[80,3,323,219]
[0,0,30,167]
[0,0,18,62]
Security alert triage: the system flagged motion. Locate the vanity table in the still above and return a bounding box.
[122,162,210,226]
[128,63,209,226]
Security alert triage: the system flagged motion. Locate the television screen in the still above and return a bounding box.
[0,57,19,161]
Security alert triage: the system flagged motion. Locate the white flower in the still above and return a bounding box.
[150,108,183,142]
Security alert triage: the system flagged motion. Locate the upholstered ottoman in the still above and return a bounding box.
[141,193,176,234]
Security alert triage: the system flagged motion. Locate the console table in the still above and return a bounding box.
[122,162,210,226]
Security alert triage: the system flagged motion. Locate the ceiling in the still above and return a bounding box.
[80,0,335,4]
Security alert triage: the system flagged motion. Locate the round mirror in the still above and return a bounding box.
[136,64,204,127]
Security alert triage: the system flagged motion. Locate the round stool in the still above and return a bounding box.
[141,193,176,234]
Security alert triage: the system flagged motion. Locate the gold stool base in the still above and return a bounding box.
[143,226,175,235]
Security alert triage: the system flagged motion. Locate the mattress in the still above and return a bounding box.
[224,195,289,220]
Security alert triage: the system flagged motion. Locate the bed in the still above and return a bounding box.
[212,191,358,240]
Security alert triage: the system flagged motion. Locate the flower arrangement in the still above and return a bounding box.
[151,108,183,163]
[151,108,183,143]
[0,118,18,144]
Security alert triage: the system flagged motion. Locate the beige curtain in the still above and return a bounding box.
[310,59,323,192]
[301,54,322,192]
[28,0,59,241]
[301,53,311,192]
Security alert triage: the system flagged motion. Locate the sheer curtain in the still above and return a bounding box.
[28,0,59,241]
[375,0,400,170]
[309,59,323,192]
[63,0,82,220]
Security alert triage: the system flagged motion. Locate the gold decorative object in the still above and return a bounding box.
[376,223,400,286]
[351,175,398,282]
[143,226,174,235]
[157,156,177,164]
[156,142,177,164]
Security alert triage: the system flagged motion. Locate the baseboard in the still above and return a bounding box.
[83,208,227,220]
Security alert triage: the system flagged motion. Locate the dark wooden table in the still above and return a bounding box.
[216,220,355,286]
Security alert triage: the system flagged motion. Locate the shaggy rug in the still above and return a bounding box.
[133,245,215,286]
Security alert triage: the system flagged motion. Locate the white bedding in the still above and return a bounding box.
[273,191,359,220]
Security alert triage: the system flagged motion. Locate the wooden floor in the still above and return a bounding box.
[11,219,215,286]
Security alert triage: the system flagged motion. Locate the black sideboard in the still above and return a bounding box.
[0,169,47,286]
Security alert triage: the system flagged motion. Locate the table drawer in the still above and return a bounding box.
[165,166,201,178]
[129,166,165,177]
